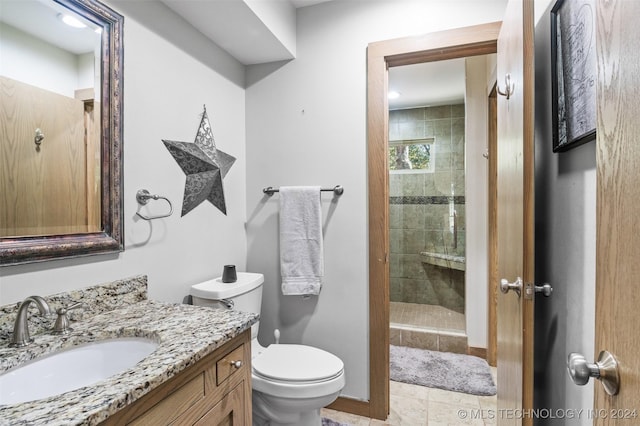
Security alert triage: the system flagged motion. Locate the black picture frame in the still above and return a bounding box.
[551,0,597,152]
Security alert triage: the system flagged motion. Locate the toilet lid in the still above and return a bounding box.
[253,344,344,382]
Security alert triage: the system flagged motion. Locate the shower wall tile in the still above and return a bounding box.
[425,105,452,120]
[435,151,452,172]
[396,278,417,301]
[390,255,402,278]
[435,137,452,156]
[389,173,403,195]
[390,278,403,301]
[453,150,465,171]
[403,230,426,254]
[397,205,426,229]
[388,121,401,141]
[421,257,465,309]
[390,229,402,254]
[455,231,466,257]
[451,103,465,118]
[424,122,435,138]
[398,121,425,140]
[393,174,425,196]
[452,137,465,162]
[455,204,466,231]
[389,204,402,229]
[424,205,449,230]
[451,117,465,140]
[388,103,467,326]
[434,171,453,195]
[392,108,425,123]
[433,119,452,144]
[441,229,456,252]
[454,171,466,196]
[401,254,426,279]
[423,230,445,252]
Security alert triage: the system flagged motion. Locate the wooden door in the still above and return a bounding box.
[495,0,535,425]
[0,76,88,237]
[593,0,640,421]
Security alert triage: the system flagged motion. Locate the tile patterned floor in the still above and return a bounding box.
[322,303,495,424]
[390,302,465,333]
[322,369,497,425]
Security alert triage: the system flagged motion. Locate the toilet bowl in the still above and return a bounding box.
[190,273,345,426]
[252,343,345,426]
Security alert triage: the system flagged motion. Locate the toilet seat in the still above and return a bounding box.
[252,344,345,398]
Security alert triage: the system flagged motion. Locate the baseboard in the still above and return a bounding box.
[468,346,487,359]
[326,396,370,418]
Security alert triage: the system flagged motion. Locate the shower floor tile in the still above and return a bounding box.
[390,301,465,333]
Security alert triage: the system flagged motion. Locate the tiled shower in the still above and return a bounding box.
[389,104,467,354]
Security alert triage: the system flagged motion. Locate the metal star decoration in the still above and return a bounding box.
[163,106,235,216]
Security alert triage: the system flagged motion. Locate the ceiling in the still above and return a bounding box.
[5,0,474,109]
[388,59,466,110]
[159,0,467,108]
[289,0,333,7]
[1,0,100,55]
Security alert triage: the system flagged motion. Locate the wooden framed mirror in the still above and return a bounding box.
[0,0,124,266]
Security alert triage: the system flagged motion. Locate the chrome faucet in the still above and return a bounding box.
[10,296,51,348]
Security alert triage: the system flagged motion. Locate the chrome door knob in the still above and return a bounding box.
[500,277,523,297]
[534,283,553,297]
[567,351,620,395]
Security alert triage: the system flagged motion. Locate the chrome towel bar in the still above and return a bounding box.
[263,185,344,196]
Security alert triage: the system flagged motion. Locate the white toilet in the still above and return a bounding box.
[190,272,345,426]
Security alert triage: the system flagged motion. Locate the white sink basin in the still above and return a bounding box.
[0,337,158,405]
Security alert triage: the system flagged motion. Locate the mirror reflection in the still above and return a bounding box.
[0,0,103,238]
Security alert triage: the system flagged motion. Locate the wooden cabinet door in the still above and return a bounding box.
[193,382,245,426]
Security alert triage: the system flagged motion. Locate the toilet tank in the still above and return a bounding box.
[190,272,264,339]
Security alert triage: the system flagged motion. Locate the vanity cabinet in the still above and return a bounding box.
[101,330,251,426]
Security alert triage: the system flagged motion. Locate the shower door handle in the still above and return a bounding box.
[500,277,522,297]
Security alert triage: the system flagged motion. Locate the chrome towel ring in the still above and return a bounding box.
[135,189,173,220]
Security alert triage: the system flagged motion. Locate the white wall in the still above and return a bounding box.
[245,0,508,401]
[533,0,596,423]
[0,3,247,306]
[0,22,78,97]
[464,55,490,349]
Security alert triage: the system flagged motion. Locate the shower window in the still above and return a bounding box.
[388,138,435,173]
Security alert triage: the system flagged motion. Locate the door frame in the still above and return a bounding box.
[488,84,498,367]
[365,22,502,420]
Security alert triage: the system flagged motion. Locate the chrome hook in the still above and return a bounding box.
[497,73,515,100]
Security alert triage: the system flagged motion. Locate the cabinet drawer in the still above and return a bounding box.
[129,372,204,426]
[216,343,245,386]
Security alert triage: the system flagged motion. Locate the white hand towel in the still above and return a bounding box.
[279,186,324,295]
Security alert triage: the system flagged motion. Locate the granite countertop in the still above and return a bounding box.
[0,300,258,426]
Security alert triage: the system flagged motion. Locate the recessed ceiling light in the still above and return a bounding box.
[58,13,87,29]
[388,91,400,100]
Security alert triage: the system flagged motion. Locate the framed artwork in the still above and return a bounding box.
[551,0,597,152]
